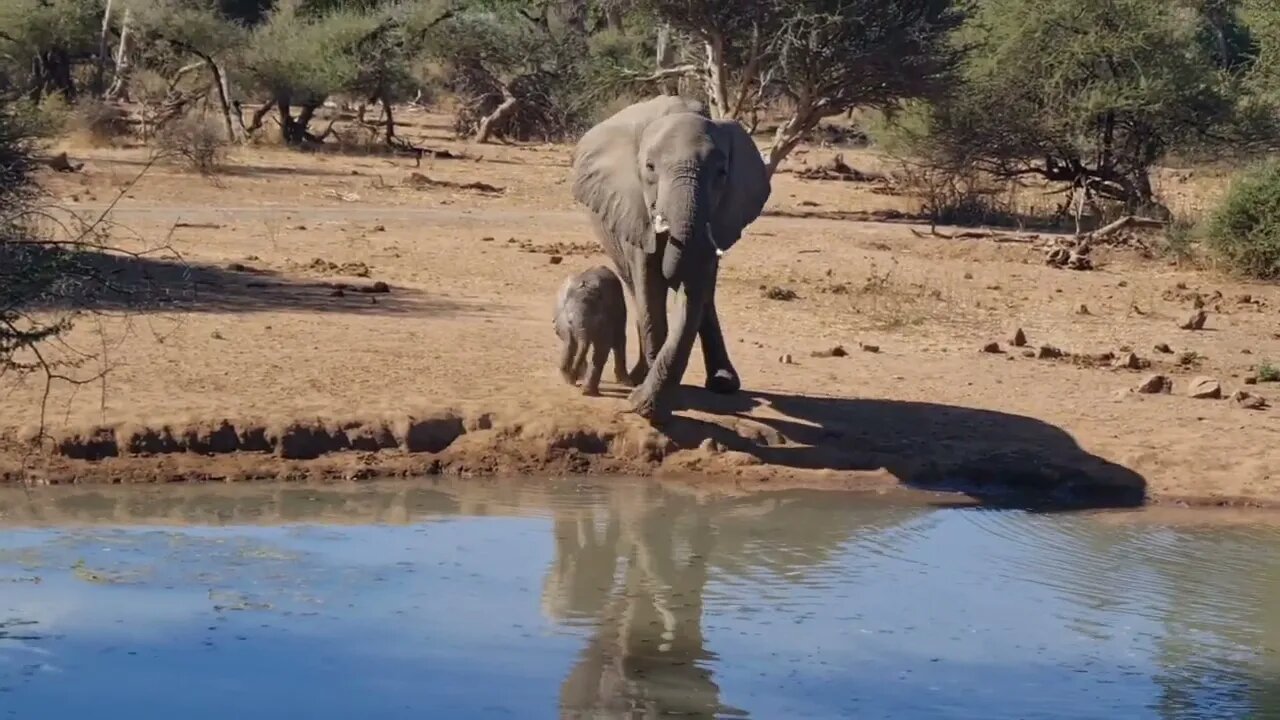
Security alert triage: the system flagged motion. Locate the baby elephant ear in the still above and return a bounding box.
[570,96,701,254]
[710,118,771,251]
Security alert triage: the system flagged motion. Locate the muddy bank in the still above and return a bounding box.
[0,396,1170,510]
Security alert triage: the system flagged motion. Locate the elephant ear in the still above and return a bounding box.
[571,96,701,254]
[710,119,771,250]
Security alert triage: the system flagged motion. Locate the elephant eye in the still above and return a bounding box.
[645,161,655,172]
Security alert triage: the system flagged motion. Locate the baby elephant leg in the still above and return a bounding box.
[571,339,590,384]
[559,337,579,385]
[582,341,609,396]
[612,328,632,386]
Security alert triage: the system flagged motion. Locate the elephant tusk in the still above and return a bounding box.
[706,222,726,258]
[652,213,671,234]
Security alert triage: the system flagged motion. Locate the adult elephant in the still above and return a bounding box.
[570,96,771,419]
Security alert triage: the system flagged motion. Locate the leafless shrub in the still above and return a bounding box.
[155,114,228,174]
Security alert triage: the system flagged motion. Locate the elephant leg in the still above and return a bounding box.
[559,338,579,386]
[612,328,632,386]
[582,342,609,397]
[628,283,706,421]
[571,336,590,384]
[698,298,741,394]
[629,261,668,386]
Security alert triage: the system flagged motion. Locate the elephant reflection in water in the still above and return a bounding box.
[545,485,728,719]
[542,484,923,719]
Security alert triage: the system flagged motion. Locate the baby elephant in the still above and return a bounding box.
[554,265,630,396]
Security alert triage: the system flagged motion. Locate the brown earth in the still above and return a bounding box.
[2,108,1278,509]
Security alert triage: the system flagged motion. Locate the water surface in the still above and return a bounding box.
[1,480,1278,719]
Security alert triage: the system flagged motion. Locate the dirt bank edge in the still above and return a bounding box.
[0,399,1205,509]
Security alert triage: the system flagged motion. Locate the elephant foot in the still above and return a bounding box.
[615,370,637,388]
[705,369,741,394]
[627,385,671,423]
[581,385,601,397]
[627,363,650,387]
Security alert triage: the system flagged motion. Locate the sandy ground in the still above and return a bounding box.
[1,108,1278,508]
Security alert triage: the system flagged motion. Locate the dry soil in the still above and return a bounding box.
[2,109,1277,508]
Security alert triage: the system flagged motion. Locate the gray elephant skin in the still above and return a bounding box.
[570,96,771,419]
[554,265,631,396]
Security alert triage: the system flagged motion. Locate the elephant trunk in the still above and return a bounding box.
[658,176,708,284]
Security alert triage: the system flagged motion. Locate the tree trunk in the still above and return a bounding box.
[764,100,817,176]
[655,23,678,96]
[604,4,624,34]
[95,0,113,96]
[105,8,131,101]
[475,86,518,144]
[702,34,730,119]
[204,57,241,143]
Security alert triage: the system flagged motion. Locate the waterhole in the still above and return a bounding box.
[1,480,1278,719]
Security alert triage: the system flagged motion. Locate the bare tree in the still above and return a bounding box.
[634,0,963,175]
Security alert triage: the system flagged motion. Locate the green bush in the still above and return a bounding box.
[1203,162,1280,279]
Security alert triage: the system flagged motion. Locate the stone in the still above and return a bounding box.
[549,255,564,264]
[1021,349,1036,358]
[698,438,725,453]
[1115,352,1150,370]
[981,342,1002,354]
[1179,309,1207,330]
[1230,390,1268,410]
[1010,328,1027,347]
[1037,345,1064,359]
[1186,376,1222,399]
[1245,375,1258,385]
[1154,343,1173,354]
[859,343,880,353]
[779,354,794,365]
[1075,303,1091,315]
[1136,374,1172,394]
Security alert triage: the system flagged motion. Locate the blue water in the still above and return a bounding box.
[0,481,1278,719]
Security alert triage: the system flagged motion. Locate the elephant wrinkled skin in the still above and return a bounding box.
[569,96,771,420]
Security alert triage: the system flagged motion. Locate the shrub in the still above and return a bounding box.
[1203,162,1280,279]
[70,99,134,146]
[156,114,229,174]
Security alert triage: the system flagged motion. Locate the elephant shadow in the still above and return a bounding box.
[662,387,1148,512]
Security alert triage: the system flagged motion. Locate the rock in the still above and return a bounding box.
[481,236,495,242]
[1075,303,1091,315]
[963,271,974,280]
[549,255,564,264]
[1115,352,1150,370]
[1230,390,1268,410]
[1010,328,1027,347]
[1245,375,1258,385]
[1186,376,1222,399]
[779,354,794,364]
[1236,294,1253,304]
[1180,309,1207,330]
[1037,345,1064,359]
[860,343,880,353]
[810,345,848,358]
[762,286,799,301]
[1021,349,1036,358]
[698,437,725,453]
[373,224,386,232]
[1154,343,1173,354]
[981,342,1002,354]
[1136,374,1172,394]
